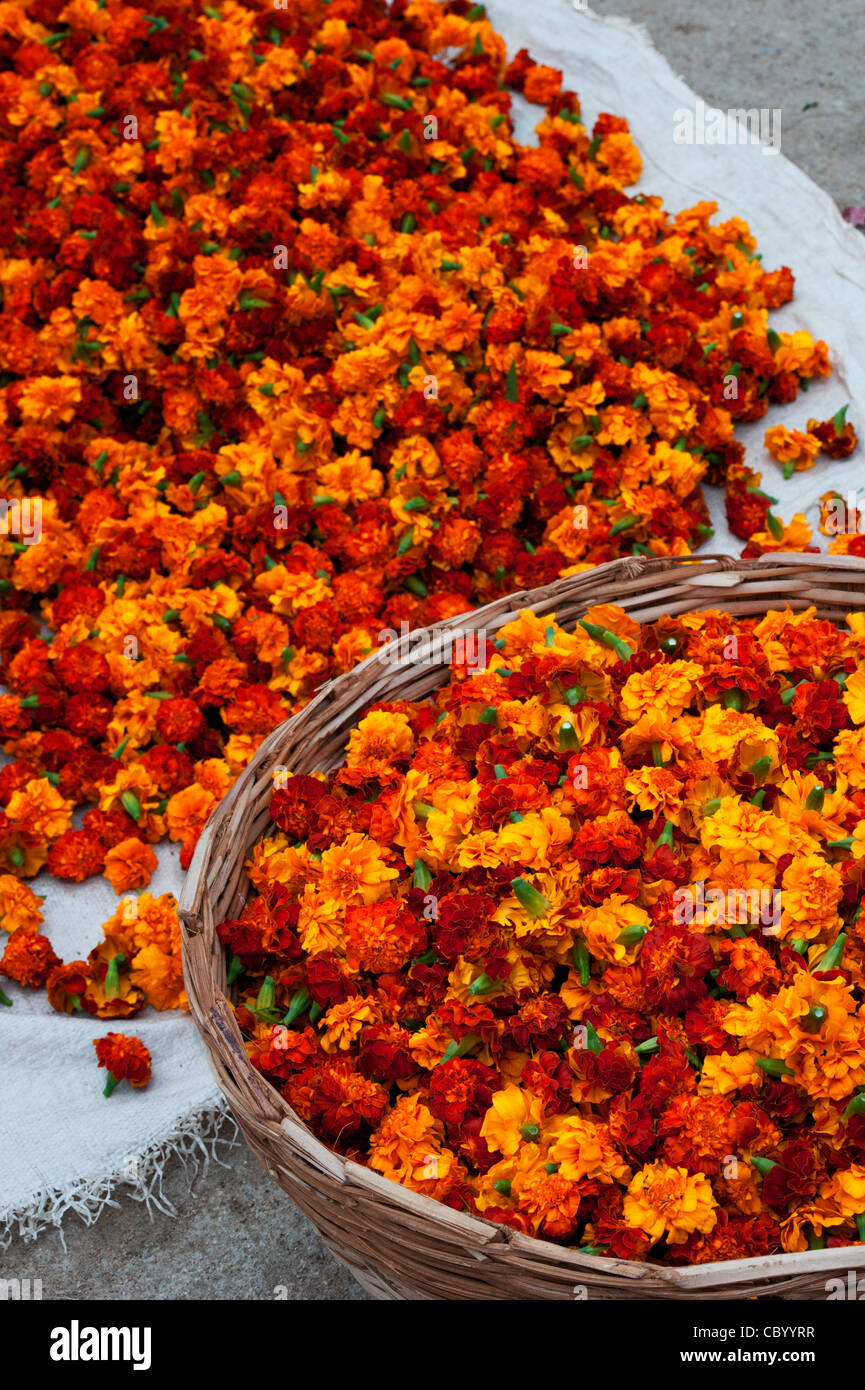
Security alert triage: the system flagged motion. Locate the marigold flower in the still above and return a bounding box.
[480,1084,545,1157]
[93,1032,152,1096]
[0,875,44,934]
[624,1162,718,1243]
[0,929,60,988]
[102,838,159,894]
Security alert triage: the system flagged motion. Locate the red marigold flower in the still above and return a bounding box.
[640,918,714,1012]
[222,683,286,735]
[154,696,206,744]
[140,744,196,794]
[791,679,850,742]
[270,776,327,841]
[308,1057,389,1139]
[93,1032,152,1096]
[357,1024,415,1082]
[82,807,139,847]
[760,1138,822,1211]
[305,950,355,1007]
[808,414,858,459]
[506,993,569,1051]
[247,1025,319,1080]
[55,643,111,693]
[0,930,60,988]
[45,829,105,882]
[46,960,89,1014]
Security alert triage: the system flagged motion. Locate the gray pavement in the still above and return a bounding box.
[3,0,862,1302]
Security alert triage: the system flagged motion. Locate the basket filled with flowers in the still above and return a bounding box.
[179,552,865,1299]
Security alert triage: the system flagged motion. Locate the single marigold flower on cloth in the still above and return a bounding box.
[0,875,44,934]
[46,829,105,882]
[624,1161,718,1244]
[102,837,159,894]
[0,930,60,989]
[93,1033,152,1097]
[808,408,858,459]
[763,425,821,478]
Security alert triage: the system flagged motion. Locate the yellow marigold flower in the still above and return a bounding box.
[316,450,383,505]
[700,794,793,864]
[624,1162,717,1243]
[745,512,813,553]
[619,659,703,723]
[6,779,73,840]
[546,1114,631,1184]
[619,711,693,765]
[779,854,843,940]
[698,1051,762,1096]
[153,110,197,174]
[844,667,865,725]
[575,895,650,965]
[406,1014,454,1070]
[630,364,697,440]
[773,768,852,842]
[318,832,399,904]
[490,806,573,869]
[624,765,684,820]
[773,330,831,378]
[820,1165,865,1221]
[510,1160,584,1238]
[164,784,216,849]
[320,998,378,1053]
[18,374,81,425]
[851,821,865,861]
[596,129,643,185]
[129,942,187,1011]
[480,1084,545,1157]
[693,703,780,767]
[833,728,865,788]
[764,424,821,472]
[254,564,331,616]
[296,889,344,956]
[426,789,480,865]
[102,838,158,895]
[780,1203,845,1253]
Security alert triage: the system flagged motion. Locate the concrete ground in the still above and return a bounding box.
[3,0,862,1303]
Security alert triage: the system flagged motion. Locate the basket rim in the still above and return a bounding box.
[179,552,865,1294]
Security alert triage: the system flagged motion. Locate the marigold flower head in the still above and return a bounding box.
[624,1161,718,1243]
[93,1032,152,1095]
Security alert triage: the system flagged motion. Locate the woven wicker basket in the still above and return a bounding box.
[179,552,865,1300]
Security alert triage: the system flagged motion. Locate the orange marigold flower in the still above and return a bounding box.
[102,837,159,894]
[0,874,44,933]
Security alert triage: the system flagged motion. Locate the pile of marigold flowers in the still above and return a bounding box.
[0,881,186,1015]
[222,603,865,1263]
[0,0,858,920]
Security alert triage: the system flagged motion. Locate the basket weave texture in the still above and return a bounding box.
[179,552,865,1300]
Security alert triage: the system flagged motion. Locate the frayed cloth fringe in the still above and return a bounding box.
[0,1101,238,1250]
